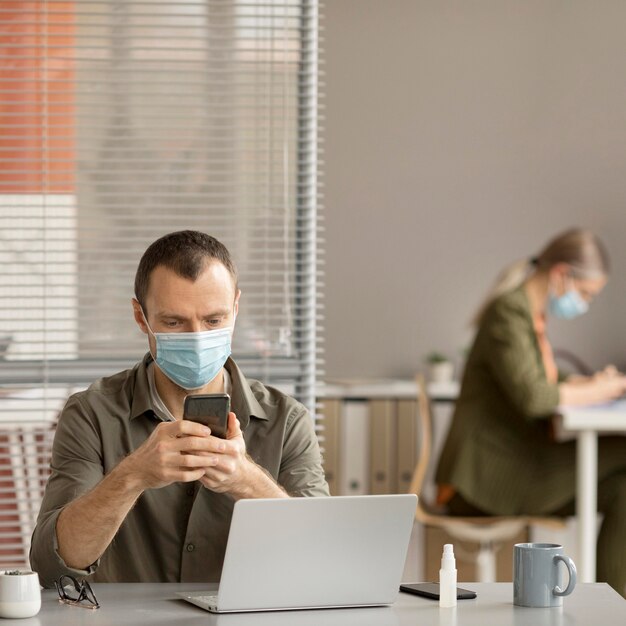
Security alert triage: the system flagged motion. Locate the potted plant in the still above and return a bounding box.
[425,351,454,383]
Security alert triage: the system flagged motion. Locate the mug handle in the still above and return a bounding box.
[553,555,577,597]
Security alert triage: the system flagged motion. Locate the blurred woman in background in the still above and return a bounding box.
[436,228,626,596]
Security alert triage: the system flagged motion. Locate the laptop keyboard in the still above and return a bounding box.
[191,594,218,608]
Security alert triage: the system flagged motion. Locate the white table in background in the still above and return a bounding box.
[320,378,460,401]
[561,399,626,583]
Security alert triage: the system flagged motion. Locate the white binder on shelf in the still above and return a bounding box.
[338,400,370,495]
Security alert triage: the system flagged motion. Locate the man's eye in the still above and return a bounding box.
[164,321,180,328]
[207,318,222,326]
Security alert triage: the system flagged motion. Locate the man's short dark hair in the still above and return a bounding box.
[134,230,238,312]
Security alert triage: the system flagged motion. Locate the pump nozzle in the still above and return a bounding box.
[441,543,456,570]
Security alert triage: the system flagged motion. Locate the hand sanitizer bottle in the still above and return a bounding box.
[439,543,457,608]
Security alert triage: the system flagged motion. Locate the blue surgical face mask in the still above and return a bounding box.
[142,311,234,390]
[548,282,589,320]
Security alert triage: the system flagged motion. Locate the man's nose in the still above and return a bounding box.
[189,320,204,333]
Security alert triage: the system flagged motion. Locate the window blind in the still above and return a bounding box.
[0,0,322,569]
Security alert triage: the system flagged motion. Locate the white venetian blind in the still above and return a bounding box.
[0,0,322,568]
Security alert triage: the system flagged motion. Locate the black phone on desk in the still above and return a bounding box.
[400,583,477,600]
[183,393,230,439]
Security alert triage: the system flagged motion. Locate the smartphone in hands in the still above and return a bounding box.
[400,583,477,600]
[183,393,230,439]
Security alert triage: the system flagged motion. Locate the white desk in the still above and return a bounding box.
[561,400,626,583]
[6,582,623,625]
[321,378,460,401]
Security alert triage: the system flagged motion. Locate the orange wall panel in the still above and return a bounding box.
[0,2,75,193]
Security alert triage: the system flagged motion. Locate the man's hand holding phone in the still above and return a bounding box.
[194,411,289,500]
[182,393,288,499]
[197,411,256,495]
[120,420,219,491]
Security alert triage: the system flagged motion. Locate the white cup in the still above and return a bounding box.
[0,570,41,619]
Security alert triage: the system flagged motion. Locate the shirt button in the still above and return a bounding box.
[186,543,195,552]
[187,487,195,497]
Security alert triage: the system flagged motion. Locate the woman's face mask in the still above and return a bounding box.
[548,284,589,320]
[547,270,604,320]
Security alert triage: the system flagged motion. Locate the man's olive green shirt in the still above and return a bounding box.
[30,355,329,587]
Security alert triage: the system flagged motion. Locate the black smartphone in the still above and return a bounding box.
[400,583,477,600]
[183,393,230,439]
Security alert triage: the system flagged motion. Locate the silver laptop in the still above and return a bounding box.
[177,494,417,613]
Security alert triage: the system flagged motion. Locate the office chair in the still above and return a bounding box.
[1,425,55,569]
[409,373,565,582]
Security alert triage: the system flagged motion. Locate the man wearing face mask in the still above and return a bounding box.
[436,228,626,597]
[30,230,329,587]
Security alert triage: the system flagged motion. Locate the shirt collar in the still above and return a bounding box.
[147,361,176,422]
[130,353,155,421]
[223,357,269,429]
[130,354,269,429]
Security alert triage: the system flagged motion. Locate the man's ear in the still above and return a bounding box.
[132,298,149,334]
[233,289,241,319]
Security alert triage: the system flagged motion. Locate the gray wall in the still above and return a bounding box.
[323,0,626,379]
